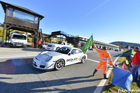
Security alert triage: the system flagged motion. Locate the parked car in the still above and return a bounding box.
[9,32,27,47]
[114,49,119,51]
[42,43,48,49]
[46,41,73,51]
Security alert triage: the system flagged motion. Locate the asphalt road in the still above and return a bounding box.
[0,48,123,93]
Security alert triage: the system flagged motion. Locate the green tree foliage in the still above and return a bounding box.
[45,38,51,43]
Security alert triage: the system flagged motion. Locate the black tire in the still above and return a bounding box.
[10,44,13,48]
[81,56,86,63]
[56,47,60,50]
[23,44,27,48]
[54,59,65,70]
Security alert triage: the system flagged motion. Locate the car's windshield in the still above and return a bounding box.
[54,41,63,44]
[12,35,26,40]
[56,47,70,54]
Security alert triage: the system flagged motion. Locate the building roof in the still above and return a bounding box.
[111,41,140,47]
[95,40,119,48]
[0,1,44,19]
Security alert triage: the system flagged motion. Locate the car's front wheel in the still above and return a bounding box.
[56,47,60,50]
[54,59,65,70]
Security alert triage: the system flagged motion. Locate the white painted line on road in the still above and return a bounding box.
[93,55,122,93]
[87,58,110,66]
[87,58,99,63]
[93,79,107,93]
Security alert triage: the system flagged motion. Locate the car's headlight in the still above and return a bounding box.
[35,56,39,60]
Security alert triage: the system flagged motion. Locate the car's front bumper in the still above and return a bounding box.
[46,47,55,50]
[33,59,55,70]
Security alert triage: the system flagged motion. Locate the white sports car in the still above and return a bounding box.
[33,46,87,70]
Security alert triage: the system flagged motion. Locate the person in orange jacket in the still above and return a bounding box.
[92,45,114,79]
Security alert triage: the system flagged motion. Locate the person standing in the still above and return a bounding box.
[92,45,114,79]
[132,47,140,82]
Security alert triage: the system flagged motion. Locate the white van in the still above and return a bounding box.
[9,32,27,47]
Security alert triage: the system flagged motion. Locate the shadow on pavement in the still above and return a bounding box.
[0,58,84,75]
[0,57,105,93]
[22,48,46,52]
[0,76,103,93]
[0,77,12,79]
[0,58,46,74]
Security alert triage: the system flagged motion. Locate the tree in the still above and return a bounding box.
[45,38,51,43]
[0,22,3,27]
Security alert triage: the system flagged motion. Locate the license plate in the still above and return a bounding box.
[16,44,22,46]
[47,48,51,50]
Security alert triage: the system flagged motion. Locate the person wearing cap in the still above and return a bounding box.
[132,47,140,82]
[92,45,114,79]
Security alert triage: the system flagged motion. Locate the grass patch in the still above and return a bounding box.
[104,71,140,93]
[117,57,126,63]
[132,50,136,55]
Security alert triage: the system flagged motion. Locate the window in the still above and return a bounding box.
[56,47,70,54]
[77,50,83,53]
[13,10,35,23]
[7,8,39,24]
[8,8,13,17]
[34,16,39,24]
[71,49,77,54]
[71,49,83,54]
[12,35,26,40]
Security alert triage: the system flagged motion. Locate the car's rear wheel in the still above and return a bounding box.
[54,59,65,70]
[81,56,86,63]
[23,44,27,48]
[56,47,60,50]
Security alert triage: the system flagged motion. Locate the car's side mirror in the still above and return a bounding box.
[68,53,71,56]
[68,52,74,56]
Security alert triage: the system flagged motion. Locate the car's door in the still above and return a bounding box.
[66,49,81,65]
[74,49,84,62]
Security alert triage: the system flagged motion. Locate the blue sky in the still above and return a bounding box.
[0,0,140,43]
